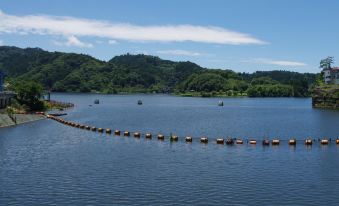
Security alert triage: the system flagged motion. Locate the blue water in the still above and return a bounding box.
[1,94,339,205]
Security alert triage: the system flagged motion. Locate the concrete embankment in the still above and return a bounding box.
[0,113,46,128]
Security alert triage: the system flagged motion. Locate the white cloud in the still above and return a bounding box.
[53,35,93,48]
[246,58,306,67]
[157,49,203,56]
[108,39,118,44]
[0,10,267,45]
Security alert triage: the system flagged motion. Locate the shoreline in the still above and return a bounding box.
[0,114,46,128]
[50,91,312,98]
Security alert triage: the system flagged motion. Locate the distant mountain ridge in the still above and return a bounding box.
[0,46,317,97]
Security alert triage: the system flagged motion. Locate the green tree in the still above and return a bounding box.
[319,56,334,70]
[250,77,278,85]
[247,84,293,97]
[186,73,227,92]
[13,81,45,111]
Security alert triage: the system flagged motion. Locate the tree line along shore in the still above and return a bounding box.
[0,46,338,113]
[1,46,318,98]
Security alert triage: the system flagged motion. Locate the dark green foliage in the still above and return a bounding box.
[0,46,317,97]
[319,56,334,70]
[241,71,315,97]
[12,81,45,111]
[250,77,279,85]
[247,76,307,97]
[247,84,293,97]
[184,73,227,92]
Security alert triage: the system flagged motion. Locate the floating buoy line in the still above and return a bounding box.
[46,114,339,147]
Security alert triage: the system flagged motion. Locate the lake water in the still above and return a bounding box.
[1,94,339,205]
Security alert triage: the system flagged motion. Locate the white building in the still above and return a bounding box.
[323,67,339,84]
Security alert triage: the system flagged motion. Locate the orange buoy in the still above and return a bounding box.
[157,134,165,140]
[185,136,192,142]
[114,130,120,136]
[134,132,141,138]
[321,139,329,145]
[91,127,97,131]
[236,139,243,144]
[124,131,130,136]
[336,139,339,144]
[106,129,112,134]
[170,135,178,141]
[145,133,152,139]
[272,139,280,145]
[305,139,312,145]
[289,139,296,145]
[200,137,208,143]
[98,128,103,133]
[249,140,257,144]
[216,138,224,144]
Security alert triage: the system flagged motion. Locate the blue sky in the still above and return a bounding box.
[0,0,338,73]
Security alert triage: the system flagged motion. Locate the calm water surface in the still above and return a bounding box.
[1,94,339,205]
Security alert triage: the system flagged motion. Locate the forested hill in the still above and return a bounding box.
[0,46,318,97]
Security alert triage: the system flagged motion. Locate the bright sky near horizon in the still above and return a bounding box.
[0,0,338,73]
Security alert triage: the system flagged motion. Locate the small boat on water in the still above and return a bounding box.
[218,101,224,106]
[94,99,99,104]
[137,100,142,105]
